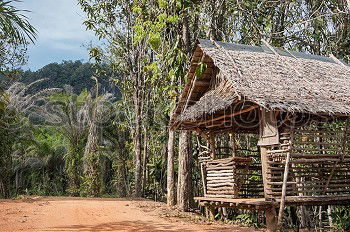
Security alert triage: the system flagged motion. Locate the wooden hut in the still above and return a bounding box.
[169,39,350,231]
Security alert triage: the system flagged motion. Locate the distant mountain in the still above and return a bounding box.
[19,60,119,96]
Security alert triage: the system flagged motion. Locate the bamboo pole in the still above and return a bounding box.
[277,150,291,228]
[277,128,293,229]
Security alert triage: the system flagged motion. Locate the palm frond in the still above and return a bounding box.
[0,0,37,45]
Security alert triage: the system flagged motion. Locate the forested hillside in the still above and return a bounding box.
[19,60,118,96]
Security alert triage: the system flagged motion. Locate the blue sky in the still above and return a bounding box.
[15,0,96,71]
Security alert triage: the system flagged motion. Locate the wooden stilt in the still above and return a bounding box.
[209,206,216,220]
[259,109,279,231]
[266,207,278,232]
[205,207,210,219]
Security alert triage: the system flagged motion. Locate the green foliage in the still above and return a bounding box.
[234,213,259,228]
[48,89,91,195]
[1,3,350,232]
[332,207,350,230]
[0,93,21,197]
[148,32,161,50]
[81,151,102,197]
[0,0,36,77]
[0,0,37,45]
[195,62,207,79]
[14,143,66,196]
[19,60,117,96]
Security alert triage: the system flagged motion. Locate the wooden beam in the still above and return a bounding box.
[197,105,259,126]
[193,80,211,87]
[195,128,210,141]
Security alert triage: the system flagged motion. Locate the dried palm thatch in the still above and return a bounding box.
[171,39,350,127]
[178,72,238,121]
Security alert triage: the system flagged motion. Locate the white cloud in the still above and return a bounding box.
[19,0,94,42]
[14,0,97,70]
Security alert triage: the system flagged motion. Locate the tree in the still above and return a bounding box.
[177,130,192,211]
[0,0,36,44]
[79,0,350,221]
[42,87,90,195]
[0,0,36,76]
[79,0,149,197]
[166,129,175,206]
[82,77,114,196]
[19,60,115,95]
[0,80,55,197]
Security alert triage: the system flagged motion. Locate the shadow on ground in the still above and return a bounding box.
[49,220,235,231]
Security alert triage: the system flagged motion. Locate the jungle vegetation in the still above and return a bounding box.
[1,0,350,230]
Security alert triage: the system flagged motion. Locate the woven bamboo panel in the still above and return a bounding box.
[266,122,350,199]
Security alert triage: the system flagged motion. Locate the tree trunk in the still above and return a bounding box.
[177,130,192,211]
[134,87,142,197]
[188,141,194,208]
[182,10,191,55]
[117,157,128,197]
[83,120,101,196]
[167,129,176,206]
[141,78,150,196]
[142,126,148,195]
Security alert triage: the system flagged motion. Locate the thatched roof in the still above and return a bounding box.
[178,72,238,121]
[170,39,350,130]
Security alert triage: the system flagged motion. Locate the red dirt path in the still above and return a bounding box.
[0,197,258,232]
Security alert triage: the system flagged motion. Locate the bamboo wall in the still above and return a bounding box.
[202,150,264,198]
[266,123,350,199]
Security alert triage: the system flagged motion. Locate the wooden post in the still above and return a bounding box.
[209,206,216,220]
[230,131,236,156]
[277,126,294,229]
[209,134,216,159]
[266,207,278,232]
[259,109,279,231]
[261,146,277,231]
[260,146,272,198]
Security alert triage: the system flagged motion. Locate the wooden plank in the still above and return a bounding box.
[267,158,350,164]
[277,140,292,228]
[194,197,273,206]
[197,105,259,126]
[258,109,279,146]
[196,195,350,208]
[201,163,207,196]
[259,110,280,200]
[293,141,341,146]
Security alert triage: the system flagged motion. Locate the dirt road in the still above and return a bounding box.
[0,197,257,231]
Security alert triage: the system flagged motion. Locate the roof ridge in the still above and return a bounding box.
[198,38,349,67]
